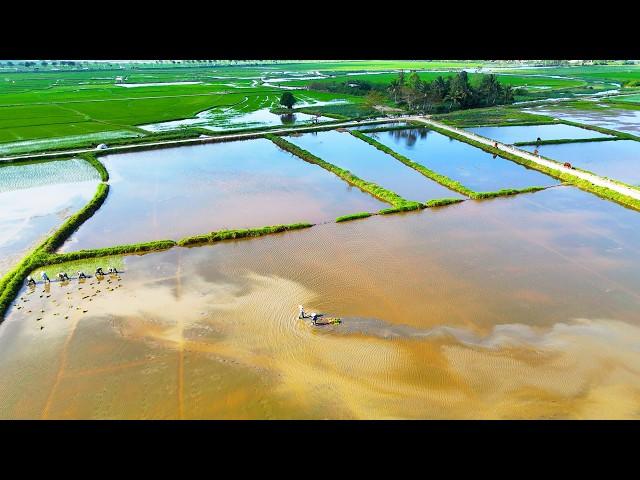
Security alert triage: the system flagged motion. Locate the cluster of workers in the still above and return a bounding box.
[26,266,118,286]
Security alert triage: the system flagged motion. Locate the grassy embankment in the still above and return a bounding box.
[350,130,546,200]
[78,152,109,181]
[335,212,373,223]
[424,123,640,212]
[513,137,619,147]
[178,223,314,247]
[434,106,557,128]
[265,134,422,216]
[0,183,109,318]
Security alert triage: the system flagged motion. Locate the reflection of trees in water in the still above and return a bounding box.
[387,128,429,148]
[280,113,296,125]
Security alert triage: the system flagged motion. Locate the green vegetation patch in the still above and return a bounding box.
[178,223,314,247]
[378,204,425,215]
[424,198,466,208]
[40,183,110,254]
[335,212,373,223]
[434,106,557,127]
[50,240,176,266]
[79,152,109,181]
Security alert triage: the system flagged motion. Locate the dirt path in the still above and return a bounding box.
[410,116,640,202]
[0,117,397,163]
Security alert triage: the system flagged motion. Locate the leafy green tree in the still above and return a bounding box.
[446,71,473,110]
[280,91,297,109]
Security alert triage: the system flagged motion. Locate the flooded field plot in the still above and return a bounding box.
[466,123,613,144]
[371,128,560,192]
[286,130,465,202]
[525,105,640,135]
[4,186,640,419]
[522,140,640,186]
[60,139,387,251]
[0,159,100,276]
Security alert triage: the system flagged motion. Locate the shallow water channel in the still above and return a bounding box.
[4,186,640,419]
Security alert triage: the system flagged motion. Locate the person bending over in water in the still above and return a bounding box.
[41,272,50,284]
[298,305,307,319]
[57,272,70,282]
[77,271,87,280]
[310,312,319,326]
[95,267,105,276]
[108,267,118,274]
[26,276,36,287]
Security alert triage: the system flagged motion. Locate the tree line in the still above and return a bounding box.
[308,71,515,113]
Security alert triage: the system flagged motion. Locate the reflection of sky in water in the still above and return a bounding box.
[467,124,613,144]
[139,99,347,133]
[287,130,464,201]
[5,187,640,419]
[60,139,386,250]
[0,181,98,275]
[522,140,640,186]
[372,128,559,191]
[526,106,640,135]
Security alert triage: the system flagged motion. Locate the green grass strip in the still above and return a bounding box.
[513,137,619,146]
[424,123,640,212]
[424,198,466,208]
[349,130,475,198]
[473,186,549,199]
[39,183,110,254]
[79,152,109,182]
[266,133,417,208]
[335,212,373,223]
[49,240,176,265]
[178,223,314,247]
[378,203,425,215]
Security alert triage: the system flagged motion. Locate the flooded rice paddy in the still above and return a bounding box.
[370,128,560,192]
[286,130,465,202]
[525,105,640,135]
[466,123,613,144]
[60,139,387,251]
[522,140,640,186]
[3,186,640,419]
[0,159,100,276]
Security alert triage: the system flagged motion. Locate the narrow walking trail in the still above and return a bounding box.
[410,116,640,202]
[0,118,392,163]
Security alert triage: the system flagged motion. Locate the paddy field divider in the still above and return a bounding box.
[265,133,421,211]
[412,117,640,212]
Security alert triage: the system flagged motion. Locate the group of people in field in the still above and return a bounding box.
[26,266,118,286]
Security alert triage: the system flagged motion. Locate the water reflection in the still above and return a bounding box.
[287,130,464,202]
[372,127,430,148]
[4,187,640,419]
[374,128,559,192]
[60,139,387,251]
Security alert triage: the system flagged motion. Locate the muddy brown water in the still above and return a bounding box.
[3,186,640,419]
[59,139,387,251]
